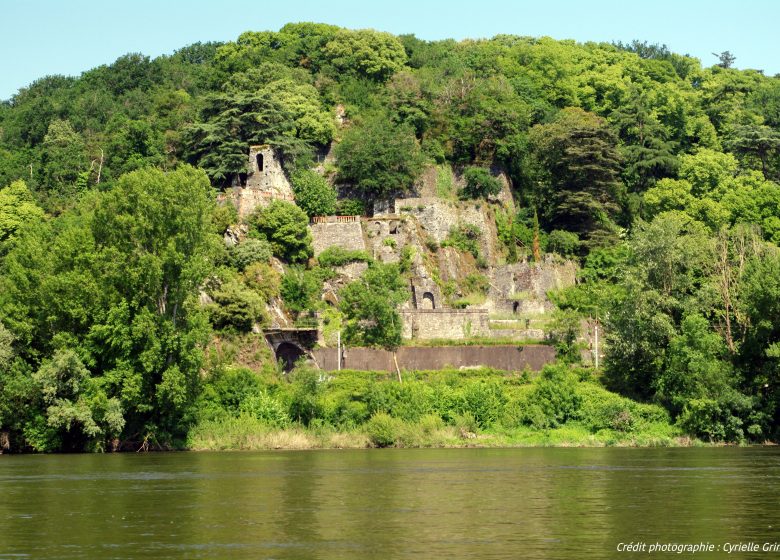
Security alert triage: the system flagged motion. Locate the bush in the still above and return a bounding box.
[240,392,290,428]
[230,238,272,271]
[280,266,323,315]
[241,262,281,301]
[207,277,266,331]
[335,198,366,216]
[461,167,502,199]
[212,203,238,234]
[366,412,402,447]
[249,200,313,264]
[291,169,337,218]
[441,223,481,259]
[546,230,581,256]
[317,246,372,267]
[335,116,424,199]
[457,380,507,428]
[523,366,582,428]
[287,365,322,426]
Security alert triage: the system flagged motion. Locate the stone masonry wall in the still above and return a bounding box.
[310,218,366,256]
[401,309,489,340]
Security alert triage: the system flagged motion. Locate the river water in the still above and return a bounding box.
[1,447,778,559]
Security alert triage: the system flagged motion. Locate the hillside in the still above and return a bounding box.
[0,24,779,451]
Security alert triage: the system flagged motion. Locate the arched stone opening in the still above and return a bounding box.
[256,153,264,172]
[513,301,519,314]
[276,342,305,372]
[421,292,435,310]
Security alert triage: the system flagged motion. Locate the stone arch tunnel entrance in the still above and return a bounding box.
[275,342,305,372]
[264,327,319,372]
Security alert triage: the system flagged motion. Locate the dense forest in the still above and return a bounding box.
[0,24,778,451]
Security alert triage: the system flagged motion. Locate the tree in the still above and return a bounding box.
[0,165,217,450]
[0,180,45,247]
[340,263,408,349]
[184,80,333,185]
[290,169,337,218]
[249,200,313,264]
[611,88,678,191]
[461,167,502,199]
[322,29,407,81]
[713,51,736,69]
[529,108,624,239]
[335,116,424,199]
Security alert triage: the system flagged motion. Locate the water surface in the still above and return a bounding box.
[1,447,778,559]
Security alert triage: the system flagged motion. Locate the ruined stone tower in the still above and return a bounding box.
[220,145,295,218]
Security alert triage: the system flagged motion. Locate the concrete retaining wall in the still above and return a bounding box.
[312,345,555,372]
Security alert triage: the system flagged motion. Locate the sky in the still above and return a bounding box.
[2,0,778,100]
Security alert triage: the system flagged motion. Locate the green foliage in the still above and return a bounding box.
[206,275,266,331]
[335,198,366,216]
[335,116,424,199]
[280,266,323,315]
[546,230,581,257]
[290,169,337,218]
[366,411,402,447]
[441,223,481,259]
[523,366,582,429]
[322,29,407,81]
[230,238,272,271]
[317,246,371,268]
[249,200,313,264]
[529,108,624,240]
[0,166,216,450]
[340,262,408,349]
[0,180,45,247]
[461,167,502,199]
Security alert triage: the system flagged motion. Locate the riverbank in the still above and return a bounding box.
[187,363,691,451]
[186,419,690,451]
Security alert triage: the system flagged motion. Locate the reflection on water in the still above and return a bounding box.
[0,448,778,559]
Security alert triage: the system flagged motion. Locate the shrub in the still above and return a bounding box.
[335,198,366,216]
[212,203,238,234]
[524,365,582,428]
[249,200,313,263]
[546,229,581,256]
[366,412,402,447]
[241,262,281,301]
[287,365,322,426]
[207,277,266,331]
[457,380,507,428]
[317,246,372,267]
[291,169,337,218]
[442,223,481,259]
[280,266,322,315]
[230,238,272,271]
[239,392,290,428]
[461,167,502,199]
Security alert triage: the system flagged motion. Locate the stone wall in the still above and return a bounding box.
[312,345,556,372]
[400,309,489,340]
[310,217,366,256]
[395,198,499,264]
[218,145,295,219]
[488,257,578,314]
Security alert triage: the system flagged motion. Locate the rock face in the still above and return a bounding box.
[218,145,295,219]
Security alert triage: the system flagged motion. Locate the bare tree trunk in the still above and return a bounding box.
[393,351,402,384]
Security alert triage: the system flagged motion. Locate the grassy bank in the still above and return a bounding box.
[186,363,690,451]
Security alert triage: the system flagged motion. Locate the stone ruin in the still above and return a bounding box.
[218,145,295,219]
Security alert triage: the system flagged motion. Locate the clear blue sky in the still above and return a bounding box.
[2,0,777,100]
